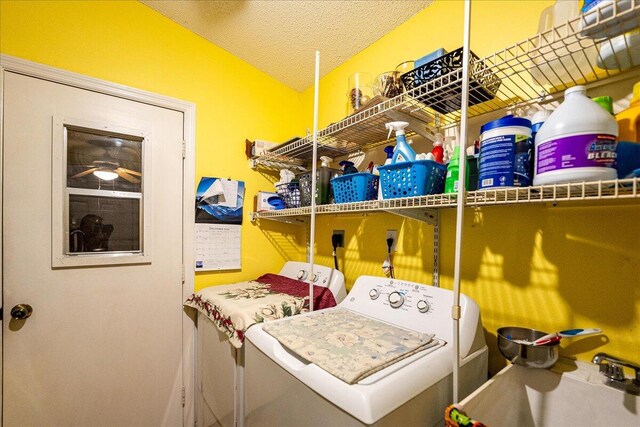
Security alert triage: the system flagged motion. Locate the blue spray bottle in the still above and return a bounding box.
[383,145,395,165]
[385,121,416,163]
[377,146,395,200]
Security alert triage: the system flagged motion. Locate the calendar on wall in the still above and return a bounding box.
[195,224,241,271]
[194,177,244,271]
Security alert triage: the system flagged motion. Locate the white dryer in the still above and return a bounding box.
[195,261,346,427]
[244,276,488,426]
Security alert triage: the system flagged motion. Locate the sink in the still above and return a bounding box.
[458,358,640,426]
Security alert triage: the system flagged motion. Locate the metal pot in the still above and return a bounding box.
[497,326,559,369]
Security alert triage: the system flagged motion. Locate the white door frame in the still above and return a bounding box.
[0,54,197,427]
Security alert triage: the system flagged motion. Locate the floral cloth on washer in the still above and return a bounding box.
[184,274,337,348]
[262,308,436,384]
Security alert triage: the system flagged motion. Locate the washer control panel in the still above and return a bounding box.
[341,276,463,336]
[280,262,330,286]
[360,279,439,315]
[296,269,326,285]
[339,275,481,354]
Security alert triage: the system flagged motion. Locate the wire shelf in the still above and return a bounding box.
[476,0,640,116]
[252,179,640,223]
[252,1,640,171]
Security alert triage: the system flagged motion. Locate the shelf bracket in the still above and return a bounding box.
[250,212,308,225]
[433,210,440,288]
[383,208,438,225]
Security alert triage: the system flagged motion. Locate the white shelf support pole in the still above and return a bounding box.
[433,210,440,287]
[453,0,472,404]
[309,51,320,312]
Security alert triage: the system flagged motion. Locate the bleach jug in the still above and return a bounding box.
[534,86,618,185]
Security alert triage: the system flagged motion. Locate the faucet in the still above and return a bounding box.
[592,352,640,396]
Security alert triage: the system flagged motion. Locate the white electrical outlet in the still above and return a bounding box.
[386,230,398,252]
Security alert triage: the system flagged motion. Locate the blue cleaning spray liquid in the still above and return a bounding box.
[385,121,416,163]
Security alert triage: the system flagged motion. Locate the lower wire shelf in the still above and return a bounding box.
[251,178,640,223]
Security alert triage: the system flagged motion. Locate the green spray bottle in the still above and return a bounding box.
[444,145,469,194]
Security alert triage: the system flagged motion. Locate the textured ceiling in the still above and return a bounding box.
[141,0,433,92]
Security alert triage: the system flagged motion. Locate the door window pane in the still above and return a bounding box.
[64,126,144,258]
[68,194,141,253]
[67,129,142,193]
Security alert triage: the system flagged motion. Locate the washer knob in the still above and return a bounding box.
[388,292,405,308]
[369,288,380,300]
[417,300,431,313]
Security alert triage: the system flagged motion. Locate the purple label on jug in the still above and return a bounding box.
[479,134,532,189]
[536,133,617,175]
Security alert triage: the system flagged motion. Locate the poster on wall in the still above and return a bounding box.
[195,177,245,224]
[195,177,245,271]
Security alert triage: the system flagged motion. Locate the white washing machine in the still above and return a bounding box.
[195,262,346,427]
[244,276,488,426]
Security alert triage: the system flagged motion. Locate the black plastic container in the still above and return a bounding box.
[297,168,342,206]
[400,48,501,114]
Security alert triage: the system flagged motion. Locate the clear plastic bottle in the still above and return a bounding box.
[534,86,618,185]
[531,0,595,88]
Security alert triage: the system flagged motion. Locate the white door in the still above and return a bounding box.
[2,72,185,426]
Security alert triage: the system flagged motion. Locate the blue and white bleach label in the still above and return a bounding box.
[536,133,617,174]
[479,134,532,189]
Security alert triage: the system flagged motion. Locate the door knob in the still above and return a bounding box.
[10,304,33,320]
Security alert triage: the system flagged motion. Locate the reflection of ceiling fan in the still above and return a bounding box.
[71,156,141,183]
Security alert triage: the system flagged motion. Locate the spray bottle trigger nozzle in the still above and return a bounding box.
[320,156,333,168]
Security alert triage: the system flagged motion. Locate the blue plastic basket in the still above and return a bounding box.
[331,173,379,203]
[377,160,446,199]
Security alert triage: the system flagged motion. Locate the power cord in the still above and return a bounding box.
[386,237,395,279]
[331,233,341,271]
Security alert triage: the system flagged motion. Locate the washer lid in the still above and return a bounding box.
[262,308,437,384]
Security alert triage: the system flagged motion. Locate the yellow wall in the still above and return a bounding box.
[2,0,639,374]
[303,0,640,373]
[0,0,307,288]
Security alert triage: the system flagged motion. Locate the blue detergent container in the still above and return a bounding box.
[479,115,533,189]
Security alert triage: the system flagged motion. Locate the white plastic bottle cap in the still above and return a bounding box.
[531,109,551,125]
[565,85,586,96]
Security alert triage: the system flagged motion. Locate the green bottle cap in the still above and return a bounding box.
[593,96,614,115]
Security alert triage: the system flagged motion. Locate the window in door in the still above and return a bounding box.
[52,118,152,267]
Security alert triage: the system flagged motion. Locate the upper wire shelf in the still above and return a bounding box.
[251,1,640,171]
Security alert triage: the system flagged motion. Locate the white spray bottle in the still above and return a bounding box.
[320,156,332,168]
[385,121,416,163]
